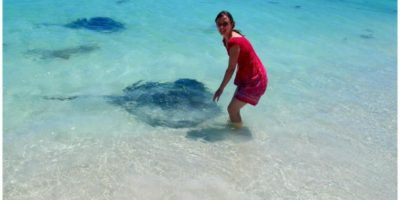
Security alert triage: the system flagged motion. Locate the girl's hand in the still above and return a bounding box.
[213,88,223,102]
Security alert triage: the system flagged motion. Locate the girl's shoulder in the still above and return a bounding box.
[227,36,246,46]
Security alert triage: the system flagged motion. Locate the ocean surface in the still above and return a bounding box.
[3,0,397,199]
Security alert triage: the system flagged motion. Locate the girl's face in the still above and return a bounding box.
[216,15,232,36]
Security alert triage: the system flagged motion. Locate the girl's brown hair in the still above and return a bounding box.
[215,11,242,35]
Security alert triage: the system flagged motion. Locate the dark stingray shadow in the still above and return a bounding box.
[65,17,125,33]
[268,1,280,4]
[186,125,252,143]
[116,0,130,4]
[36,17,125,33]
[25,45,99,60]
[43,79,222,129]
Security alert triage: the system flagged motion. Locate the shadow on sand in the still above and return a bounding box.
[186,125,252,143]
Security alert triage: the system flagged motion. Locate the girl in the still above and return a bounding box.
[213,11,268,129]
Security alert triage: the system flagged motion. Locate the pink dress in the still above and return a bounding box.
[226,36,268,105]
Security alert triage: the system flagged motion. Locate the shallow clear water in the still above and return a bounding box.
[3,0,397,199]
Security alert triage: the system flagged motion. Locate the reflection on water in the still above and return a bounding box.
[186,124,252,142]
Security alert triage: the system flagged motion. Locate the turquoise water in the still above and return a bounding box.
[3,0,397,199]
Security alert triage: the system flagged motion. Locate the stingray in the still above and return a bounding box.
[64,17,125,33]
[44,79,222,128]
[25,45,99,60]
[116,0,130,4]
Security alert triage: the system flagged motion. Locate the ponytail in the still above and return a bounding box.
[233,29,243,35]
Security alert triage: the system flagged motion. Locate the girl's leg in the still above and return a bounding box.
[227,97,247,128]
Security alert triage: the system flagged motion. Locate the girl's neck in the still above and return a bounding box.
[224,31,241,41]
[223,31,233,41]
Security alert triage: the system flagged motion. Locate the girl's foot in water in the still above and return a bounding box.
[227,120,243,129]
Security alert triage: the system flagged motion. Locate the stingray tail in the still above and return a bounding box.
[42,95,79,101]
[43,95,124,102]
[34,23,62,28]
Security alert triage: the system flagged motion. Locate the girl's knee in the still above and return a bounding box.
[228,98,246,115]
